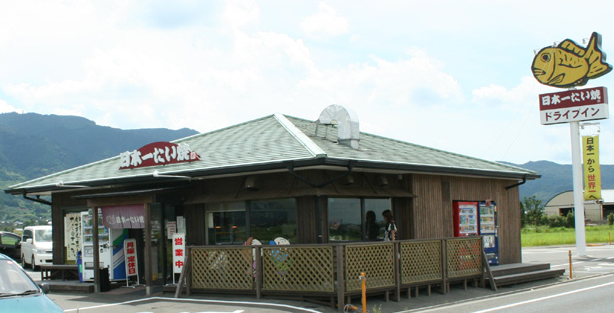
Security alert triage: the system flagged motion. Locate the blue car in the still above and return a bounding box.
[0,253,64,313]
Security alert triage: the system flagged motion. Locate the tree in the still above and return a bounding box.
[522,195,545,226]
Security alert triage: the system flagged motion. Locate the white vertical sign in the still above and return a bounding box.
[172,233,186,275]
[124,239,139,280]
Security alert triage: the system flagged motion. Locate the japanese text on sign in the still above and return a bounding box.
[539,87,609,125]
[119,142,200,169]
[124,239,138,277]
[583,135,602,200]
[101,204,145,229]
[172,233,186,274]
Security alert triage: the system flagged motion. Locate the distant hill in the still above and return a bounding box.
[511,160,614,204]
[0,112,198,226]
[0,112,607,227]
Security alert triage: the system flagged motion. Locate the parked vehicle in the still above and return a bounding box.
[21,226,53,270]
[0,232,21,262]
[0,253,64,313]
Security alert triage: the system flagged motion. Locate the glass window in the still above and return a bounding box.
[206,202,247,245]
[328,198,391,242]
[328,198,361,241]
[34,229,52,242]
[249,199,297,244]
[364,199,391,241]
[1,233,20,245]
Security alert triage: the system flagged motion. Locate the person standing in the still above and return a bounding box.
[365,210,379,240]
[382,210,397,241]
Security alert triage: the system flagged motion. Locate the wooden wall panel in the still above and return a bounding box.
[296,196,318,243]
[184,204,205,246]
[411,175,522,264]
[412,175,446,239]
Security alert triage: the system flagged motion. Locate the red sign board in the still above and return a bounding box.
[119,142,200,169]
[124,239,138,277]
[172,233,186,274]
[539,86,609,125]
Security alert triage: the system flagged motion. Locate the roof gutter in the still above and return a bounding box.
[22,192,52,206]
[505,175,527,190]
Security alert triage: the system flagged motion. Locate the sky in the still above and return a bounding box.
[1,1,614,165]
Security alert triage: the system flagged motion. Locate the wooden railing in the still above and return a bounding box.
[176,237,484,312]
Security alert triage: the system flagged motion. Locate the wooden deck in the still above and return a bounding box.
[490,263,565,287]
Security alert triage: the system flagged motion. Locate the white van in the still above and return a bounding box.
[21,225,53,270]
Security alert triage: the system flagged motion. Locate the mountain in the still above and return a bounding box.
[512,160,614,204]
[0,112,198,226]
[0,112,604,226]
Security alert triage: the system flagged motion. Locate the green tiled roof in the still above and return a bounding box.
[5,113,538,195]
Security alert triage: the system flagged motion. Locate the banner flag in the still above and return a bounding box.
[583,135,602,200]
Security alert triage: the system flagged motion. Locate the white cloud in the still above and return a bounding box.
[0,99,17,113]
[2,1,614,166]
[222,0,259,30]
[301,2,349,39]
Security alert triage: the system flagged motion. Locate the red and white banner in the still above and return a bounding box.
[124,239,138,278]
[172,233,186,274]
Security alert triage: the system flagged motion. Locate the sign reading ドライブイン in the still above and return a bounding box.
[539,86,609,125]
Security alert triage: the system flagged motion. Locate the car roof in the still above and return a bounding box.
[0,231,19,236]
[0,253,12,260]
[24,225,52,229]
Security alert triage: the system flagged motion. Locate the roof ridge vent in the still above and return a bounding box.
[317,104,360,149]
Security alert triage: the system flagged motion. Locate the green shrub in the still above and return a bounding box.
[547,216,566,228]
[565,212,575,228]
[607,213,614,226]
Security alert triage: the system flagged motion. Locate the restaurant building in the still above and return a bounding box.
[5,105,539,295]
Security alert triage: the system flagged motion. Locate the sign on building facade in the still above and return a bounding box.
[119,142,200,169]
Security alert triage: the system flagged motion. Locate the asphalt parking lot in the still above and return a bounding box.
[28,244,614,313]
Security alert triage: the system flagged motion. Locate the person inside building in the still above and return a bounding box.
[382,210,397,241]
[366,210,379,240]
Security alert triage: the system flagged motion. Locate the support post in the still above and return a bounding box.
[336,245,345,313]
[144,203,153,295]
[571,121,587,256]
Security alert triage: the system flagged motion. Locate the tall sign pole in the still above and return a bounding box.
[532,32,612,256]
[570,121,586,255]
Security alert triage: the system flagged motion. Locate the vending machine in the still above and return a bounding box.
[479,201,499,265]
[452,201,479,237]
[81,210,128,281]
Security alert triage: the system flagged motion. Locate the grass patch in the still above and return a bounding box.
[521,225,614,247]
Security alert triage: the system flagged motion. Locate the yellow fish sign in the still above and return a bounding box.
[532,32,612,88]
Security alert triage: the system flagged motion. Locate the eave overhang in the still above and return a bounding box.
[4,156,540,196]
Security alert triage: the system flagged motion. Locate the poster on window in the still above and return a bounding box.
[64,212,81,262]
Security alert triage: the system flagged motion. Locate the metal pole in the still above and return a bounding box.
[360,273,366,313]
[570,121,587,256]
[568,250,573,279]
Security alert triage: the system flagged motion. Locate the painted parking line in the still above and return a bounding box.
[406,277,614,313]
[63,297,322,313]
[470,280,614,313]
